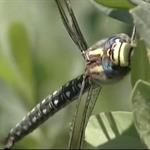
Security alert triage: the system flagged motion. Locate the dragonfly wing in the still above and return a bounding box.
[84,86,102,131]
[80,86,101,148]
[69,80,101,149]
[68,75,87,149]
[55,0,88,52]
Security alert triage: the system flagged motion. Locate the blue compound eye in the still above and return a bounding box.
[102,56,130,79]
[104,37,121,50]
[101,57,116,78]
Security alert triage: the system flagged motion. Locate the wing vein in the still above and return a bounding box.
[55,0,88,53]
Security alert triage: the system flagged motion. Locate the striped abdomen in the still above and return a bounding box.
[5,74,90,149]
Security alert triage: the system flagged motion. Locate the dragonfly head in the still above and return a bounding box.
[105,33,134,67]
[86,33,135,84]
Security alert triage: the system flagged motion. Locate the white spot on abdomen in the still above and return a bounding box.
[43,108,47,114]
[16,131,21,136]
[22,116,26,122]
[10,128,14,134]
[31,108,35,113]
[66,91,71,97]
[42,99,46,104]
[54,99,58,106]
[16,123,20,128]
[53,90,57,95]
[32,116,37,123]
[23,125,28,130]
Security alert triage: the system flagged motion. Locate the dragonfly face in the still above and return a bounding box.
[105,33,132,67]
[86,33,134,85]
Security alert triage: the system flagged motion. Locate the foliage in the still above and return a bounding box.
[0,0,149,149]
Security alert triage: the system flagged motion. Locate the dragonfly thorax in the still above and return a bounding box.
[85,33,134,85]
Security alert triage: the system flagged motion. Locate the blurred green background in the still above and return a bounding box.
[0,0,134,148]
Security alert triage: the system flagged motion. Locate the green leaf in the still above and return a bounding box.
[131,80,150,148]
[94,0,135,10]
[131,40,150,86]
[130,2,150,86]
[91,0,133,24]
[85,111,133,147]
[8,22,34,85]
[130,2,150,48]
[7,22,35,102]
[0,47,18,85]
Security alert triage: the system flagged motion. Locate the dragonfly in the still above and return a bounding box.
[4,0,136,149]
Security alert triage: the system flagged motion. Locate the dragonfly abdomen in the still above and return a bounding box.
[4,74,90,149]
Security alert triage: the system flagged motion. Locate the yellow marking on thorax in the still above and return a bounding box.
[113,42,131,66]
[119,43,131,66]
[113,42,121,65]
[89,48,103,56]
[90,65,104,74]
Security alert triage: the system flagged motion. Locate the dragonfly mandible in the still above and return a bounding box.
[4,0,136,149]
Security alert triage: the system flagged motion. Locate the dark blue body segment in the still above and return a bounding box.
[104,35,130,51]
[102,57,130,79]
[4,74,90,149]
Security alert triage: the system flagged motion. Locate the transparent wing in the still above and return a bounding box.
[83,86,101,131]
[55,0,88,52]
[79,86,101,148]
[68,80,101,149]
